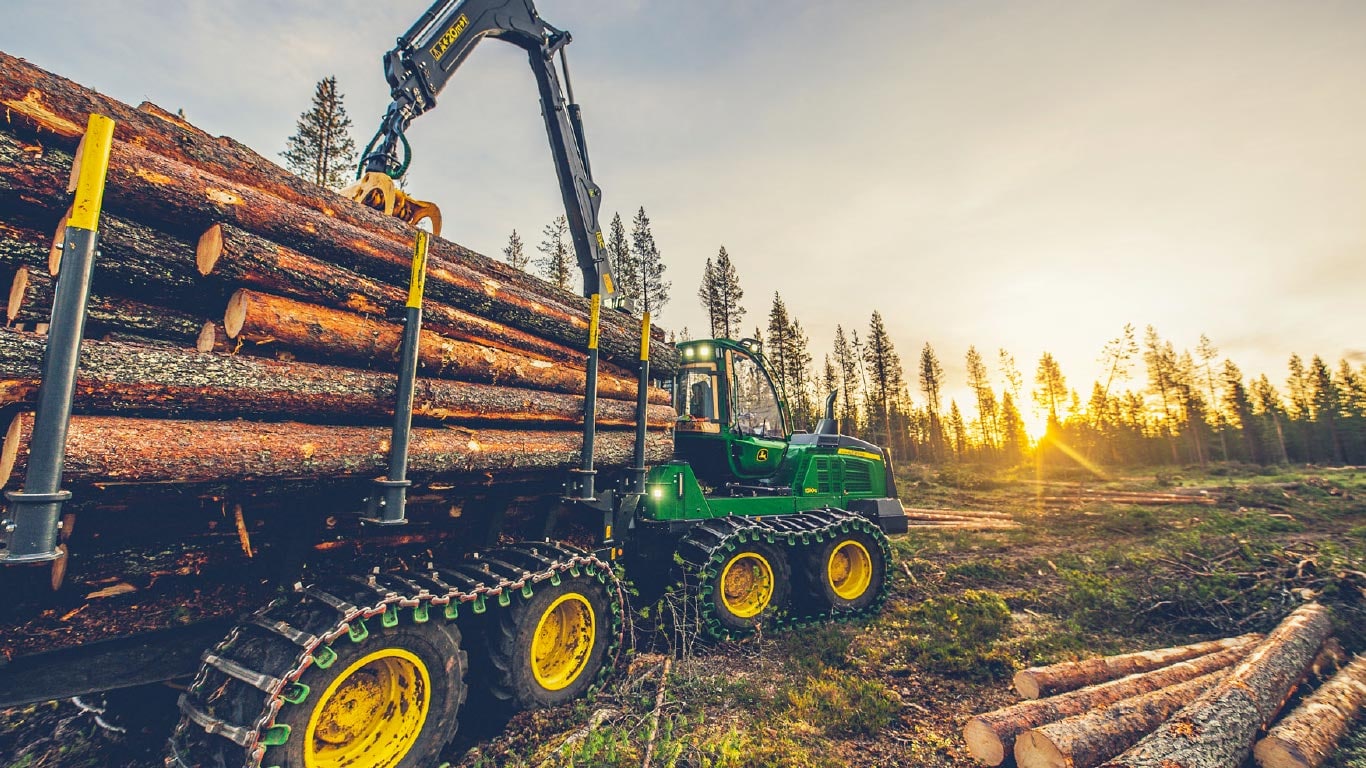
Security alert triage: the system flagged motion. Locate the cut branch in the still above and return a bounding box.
[1014,634,1261,699]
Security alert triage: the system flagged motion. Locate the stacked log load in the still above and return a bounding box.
[965,603,1365,768]
[0,49,677,503]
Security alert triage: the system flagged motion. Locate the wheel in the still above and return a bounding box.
[704,541,791,634]
[799,528,886,612]
[169,578,468,768]
[271,622,465,768]
[485,568,614,710]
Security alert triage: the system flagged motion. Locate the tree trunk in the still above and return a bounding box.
[963,644,1254,766]
[1099,603,1333,768]
[0,220,50,272]
[0,411,674,489]
[47,209,216,306]
[9,267,208,345]
[1015,670,1228,768]
[197,223,611,372]
[0,328,674,428]
[1253,654,1366,768]
[1014,634,1260,699]
[225,289,666,404]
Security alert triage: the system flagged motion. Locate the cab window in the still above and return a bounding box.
[675,364,718,421]
[730,352,784,438]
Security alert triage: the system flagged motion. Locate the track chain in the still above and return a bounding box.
[166,542,624,768]
[676,508,893,641]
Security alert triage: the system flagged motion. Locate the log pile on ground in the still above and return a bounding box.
[0,49,675,504]
[902,507,1021,531]
[966,603,1358,768]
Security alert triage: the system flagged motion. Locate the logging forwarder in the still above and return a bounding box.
[0,3,910,767]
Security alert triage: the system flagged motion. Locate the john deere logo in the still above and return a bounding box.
[755,448,769,462]
[430,14,470,61]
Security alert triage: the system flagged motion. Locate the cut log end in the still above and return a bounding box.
[67,135,85,194]
[196,322,217,353]
[224,289,247,338]
[1253,737,1306,768]
[1014,730,1067,768]
[1014,669,1042,700]
[964,717,1007,766]
[7,267,30,325]
[0,412,22,488]
[48,207,70,276]
[195,223,223,276]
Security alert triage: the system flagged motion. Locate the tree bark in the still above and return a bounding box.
[0,328,674,427]
[225,289,666,404]
[47,209,215,305]
[8,266,207,345]
[0,51,678,372]
[197,223,616,372]
[0,411,674,489]
[1015,670,1229,768]
[1252,654,1366,768]
[963,644,1255,766]
[1099,603,1333,768]
[1014,634,1261,699]
[0,219,50,272]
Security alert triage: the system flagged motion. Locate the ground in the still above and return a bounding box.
[2,465,1363,768]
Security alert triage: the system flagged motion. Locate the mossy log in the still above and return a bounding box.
[0,412,674,488]
[225,289,666,404]
[1014,634,1261,699]
[1252,654,1366,768]
[964,643,1256,766]
[1099,603,1333,768]
[8,267,206,345]
[1015,670,1229,768]
[0,328,673,427]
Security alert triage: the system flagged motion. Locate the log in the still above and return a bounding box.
[0,219,50,272]
[1253,654,1366,768]
[0,52,677,371]
[225,289,667,404]
[1015,670,1230,768]
[963,643,1257,766]
[197,223,604,371]
[0,328,673,427]
[8,267,207,345]
[903,506,1015,520]
[196,321,233,353]
[0,412,674,489]
[49,210,211,304]
[1014,634,1261,699]
[1099,603,1333,768]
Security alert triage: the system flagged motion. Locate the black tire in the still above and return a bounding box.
[703,541,791,634]
[798,528,886,612]
[263,621,466,768]
[485,569,614,711]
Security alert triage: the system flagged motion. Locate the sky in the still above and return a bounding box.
[3,0,1364,431]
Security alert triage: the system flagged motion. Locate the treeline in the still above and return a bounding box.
[691,248,1364,468]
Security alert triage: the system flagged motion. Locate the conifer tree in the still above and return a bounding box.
[1221,360,1264,464]
[697,257,719,337]
[1251,374,1290,464]
[832,325,861,432]
[947,400,968,460]
[863,313,903,445]
[785,318,814,429]
[711,246,744,338]
[537,215,572,291]
[998,391,1028,462]
[282,76,358,189]
[766,293,793,396]
[607,213,635,290]
[1197,333,1229,460]
[1034,352,1067,431]
[1309,355,1345,463]
[1143,327,1181,462]
[629,207,670,315]
[502,229,528,271]
[918,342,944,458]
[965,346,998,450]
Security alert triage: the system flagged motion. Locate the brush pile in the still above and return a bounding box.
[965,603,1365,768]
[0,50,677,503]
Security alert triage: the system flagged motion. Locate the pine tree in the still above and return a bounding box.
[697,257,720,337]
[832,325,861,433]
[282,76,358,189]
[712,246,744,339]
[1309,355,1345,463]
[965,346,998,450]
[1033,352,1067,432]
[1221,360,1264,464]
[629,207,669,315]
[918,342,944,458]
[537,215,572,291]
[822,355,839,418]
[998,391,1028,462]
[607,213,635,291]
[785,318,814,429]
[1143,326,1181,462]
[766,293,793,398]
[1251,374,1290,464]
[1197,333,1229,460]
[947,401,968,460]
[863,313,903,447]
[502,229,528,271]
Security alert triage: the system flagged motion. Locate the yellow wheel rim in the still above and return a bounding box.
[303,647,430,768]
[719,552,775,619]
[828,540,873,601]
[530,593,596,692]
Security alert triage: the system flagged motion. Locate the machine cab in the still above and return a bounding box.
[672,338,790,486]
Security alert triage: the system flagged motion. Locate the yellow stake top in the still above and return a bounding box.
[407,230,431,308]
[69,114,115,232]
